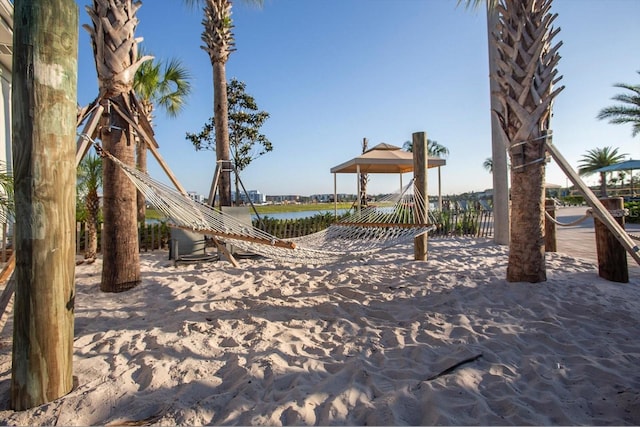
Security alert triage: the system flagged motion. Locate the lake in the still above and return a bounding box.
[252,208,350,221]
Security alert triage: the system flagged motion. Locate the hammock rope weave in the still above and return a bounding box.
[96,144,433,264]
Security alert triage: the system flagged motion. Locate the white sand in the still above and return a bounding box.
[0,237,638,425]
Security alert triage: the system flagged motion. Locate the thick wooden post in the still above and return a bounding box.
[544,199,557,252]
[11,0,78,409]
[487,4,510,246]
[594,197,628,283]
[413,132,428,261]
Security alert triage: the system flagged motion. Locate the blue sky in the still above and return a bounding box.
[76,0,640,198]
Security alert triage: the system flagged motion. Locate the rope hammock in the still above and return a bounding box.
[94,144,434,265]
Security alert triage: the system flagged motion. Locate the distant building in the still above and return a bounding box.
[233,190,266,205]
[310,193,355,203]
[187,191,205,204]
[266,194,301,204]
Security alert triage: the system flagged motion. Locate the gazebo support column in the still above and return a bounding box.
[333,173,337,218]
[413,132,428,261]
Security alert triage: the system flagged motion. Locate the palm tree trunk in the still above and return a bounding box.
[213,60,232,206]
[507,139,547,281]
[493,0,564,283]
[11,0,77,409]
[100,96,140,292]
[599,171,607,197]
[85,190,100,259]
[84,0,149,292]
[86,217,98,259]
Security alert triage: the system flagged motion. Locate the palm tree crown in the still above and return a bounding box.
[597,71,640,137]
[578,146,628,197]
[403,139,450,158]
[578,146,628,175]
[134,56,192,124]
[133,54,192,221]
[483,157,493,173]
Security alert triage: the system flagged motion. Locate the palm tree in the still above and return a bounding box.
[0,160,14,260]
[133,55,192,222]
[492,0,564,283]
[597,71,640,137]
[183,0,262,207]
[77,155,103,261]
[483,156,510,173]
[84,0,152,292]
[403,139,450,158]
[360,138,369,206]
[578,147,627,197]
[404,138,449,211]
[483,157,493,173]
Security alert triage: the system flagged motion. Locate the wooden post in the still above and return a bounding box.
[413,132,428,261]
[487,3,510,246]
[544,199,557,252]
[76,222,82,255]
[594,197,628,283]
[2,222,6,262]
[11,0,78,409]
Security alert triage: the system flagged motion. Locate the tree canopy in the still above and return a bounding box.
[597,71,640,137]
[186,78,272,200]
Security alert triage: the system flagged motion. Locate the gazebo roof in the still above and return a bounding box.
[329,143,446,174]
[594,159,640,173]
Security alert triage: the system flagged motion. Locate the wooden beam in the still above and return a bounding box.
[146,142,188,196]
[109,99,188,196]
[545,137,640,266]
[334,222,431,229]
[75,104,104,166]
[170,225,297,250]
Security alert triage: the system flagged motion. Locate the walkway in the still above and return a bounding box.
[553,205,640,276]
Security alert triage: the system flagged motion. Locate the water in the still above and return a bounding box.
[252,208,350,221]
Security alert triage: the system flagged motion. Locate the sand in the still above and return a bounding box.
[0,215,638,425]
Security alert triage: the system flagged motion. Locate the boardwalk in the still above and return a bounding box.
[553,205,640,276]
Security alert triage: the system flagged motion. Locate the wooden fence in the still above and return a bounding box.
[254,209,494,239]
[428,208,494,238]
[71,207,494,256]
[75,221,171,255]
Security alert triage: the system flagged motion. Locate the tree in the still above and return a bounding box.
[483,157,493,173]
[77,155,103,260]
[134,54,192,221]
[186,78,272,203]
[483,156,510,173]
[11,0,77,409]
[183,0,263,206]
[84,0,152,292]
[597,71,640,137]
[0,161,14,225]
[404,138,449,211]
[403,139,450,157]
[360,138,369,206]
[578,147,627,197]
[492,0,564,283]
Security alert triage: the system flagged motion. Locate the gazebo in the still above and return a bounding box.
[330,143,446,212]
